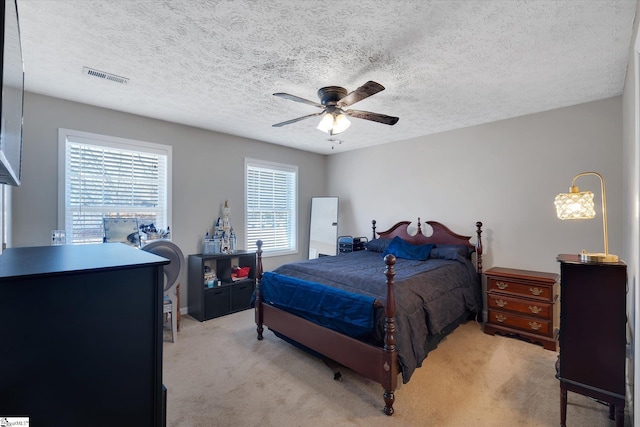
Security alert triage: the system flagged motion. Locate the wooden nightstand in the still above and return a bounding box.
[484,266,559,351]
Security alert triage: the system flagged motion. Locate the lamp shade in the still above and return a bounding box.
[317,112,351,135]
[316,113,334,133]
[332,113,351,134]
[554,190,595,220]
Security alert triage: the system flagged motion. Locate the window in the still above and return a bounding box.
[245,158,297,256]
[58,129,172,244]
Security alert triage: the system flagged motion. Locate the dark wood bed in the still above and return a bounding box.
[254,219,483,415]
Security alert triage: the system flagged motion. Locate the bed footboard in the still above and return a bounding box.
[254,240,399,415]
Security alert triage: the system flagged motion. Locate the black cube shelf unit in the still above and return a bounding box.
[188,251,256,321]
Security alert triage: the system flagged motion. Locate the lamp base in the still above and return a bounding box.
[579,251,619,263]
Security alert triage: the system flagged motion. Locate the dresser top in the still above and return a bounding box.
[485,266,559,283]
[557,253,626,267]
[0,243,169,280]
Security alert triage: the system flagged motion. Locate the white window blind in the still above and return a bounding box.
[59,129,171,244]
[245,159,297,255]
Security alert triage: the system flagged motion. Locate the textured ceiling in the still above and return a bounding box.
[16,0,638,155]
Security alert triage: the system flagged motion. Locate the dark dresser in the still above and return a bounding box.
[0,243,169,426]
[556,254,627,427]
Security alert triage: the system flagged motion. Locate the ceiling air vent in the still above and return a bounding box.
[82,67,129,85]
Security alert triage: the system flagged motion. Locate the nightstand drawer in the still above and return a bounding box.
[487,277,553,301]
[488,309,552,336]
[487,293,553,320]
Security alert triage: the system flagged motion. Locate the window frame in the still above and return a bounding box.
[245,158,298,257]
[57,128,172,244]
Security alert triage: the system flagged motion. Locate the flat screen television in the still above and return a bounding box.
[0,0,23,186]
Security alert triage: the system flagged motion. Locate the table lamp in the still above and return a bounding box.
[554,171,618,263]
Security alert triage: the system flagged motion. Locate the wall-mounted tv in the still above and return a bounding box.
[0,0,23,186]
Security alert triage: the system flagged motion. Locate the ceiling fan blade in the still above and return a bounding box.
[272,111,325,127]
[337,81,385,108]
[273,92,323,108]
[344,109,399,126]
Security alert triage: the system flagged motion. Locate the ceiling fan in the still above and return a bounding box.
[272,81,399,135]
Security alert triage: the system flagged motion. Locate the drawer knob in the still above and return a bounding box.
[528,305,542,314]
[495,299,507,308]
[528,321,542,331]
[496,281,508,290]
[495,314,507,323]
[529,287,543,296]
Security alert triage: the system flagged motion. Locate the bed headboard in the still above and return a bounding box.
[372,218,483,273]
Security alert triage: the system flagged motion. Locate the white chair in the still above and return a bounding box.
[142,240,184,343]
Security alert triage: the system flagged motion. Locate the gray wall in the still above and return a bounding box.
[13,92,327,306]
[9,93,627,326]
[327,96,623,275]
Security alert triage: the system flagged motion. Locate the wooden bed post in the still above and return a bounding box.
[475,222,483,276]
[371,219,377,240]
[382,253,397,416]
[255,240,264,340]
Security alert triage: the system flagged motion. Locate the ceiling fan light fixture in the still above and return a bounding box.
[273,81,397,135]
[333,113,351,134]
[317,112,350,135]
[316,113,334,133]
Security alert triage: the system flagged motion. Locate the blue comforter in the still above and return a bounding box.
[259,250,481,382]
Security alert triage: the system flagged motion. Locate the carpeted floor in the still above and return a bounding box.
[163,310,629,426]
